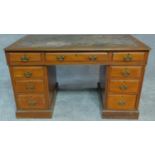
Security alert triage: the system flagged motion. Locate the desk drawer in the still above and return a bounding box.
[15,80,45,93]
[12,67,44,79]
[113,52,145,62]
[109,80,139,93]
[107,94,136,110]
[8,53,43,64]
[110,66,143,78]
[45,53,108,63]
[17,94,48,110]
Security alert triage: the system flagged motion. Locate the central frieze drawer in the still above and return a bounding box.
[45,53,108,63]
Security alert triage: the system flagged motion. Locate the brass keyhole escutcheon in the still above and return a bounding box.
[21,55,29,62]
[56,55,65,61]
[89,55,97,61]
[123,53,133,62]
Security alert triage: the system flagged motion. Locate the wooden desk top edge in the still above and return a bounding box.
[4,34,151,52]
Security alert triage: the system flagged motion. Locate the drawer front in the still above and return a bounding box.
[12,67,44,79]
[17,94,48,110]
[46,53,108,63]
[113,52,145,62]
[107,94,137,110]
[109,80,139,93]
[14,80,45,93]
[110,66,143,78]
[8,53,43,64]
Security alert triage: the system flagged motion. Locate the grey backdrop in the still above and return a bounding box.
[0,34,155,120]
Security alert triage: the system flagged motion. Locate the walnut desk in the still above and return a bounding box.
[4,35,150,119]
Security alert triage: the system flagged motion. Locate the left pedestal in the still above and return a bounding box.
[6,52,57,118]
[9,65,57,118]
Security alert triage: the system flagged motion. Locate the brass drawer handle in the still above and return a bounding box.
[28,100,37,106]
[26,84,35,90]
[21,55,29,62]
[89,55,97,61]
[56,55,65,61]
[119,84,128,90]
[123,54,133,62]
[121,68,130,77]
[117,100,126,106]
[24,72,32,78]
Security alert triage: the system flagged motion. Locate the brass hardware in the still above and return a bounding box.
[89,55,97,61]
[24,72,32,78]
[121,68,130,77]
[123,54,133,62]
[56,55,65,61]
[117,100,126,106]
[21,55,29,62]
[28,100,37,106]
[119,84,128,90]
[26,84,35,90]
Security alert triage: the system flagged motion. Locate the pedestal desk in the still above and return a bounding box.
[4,35,150,119]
